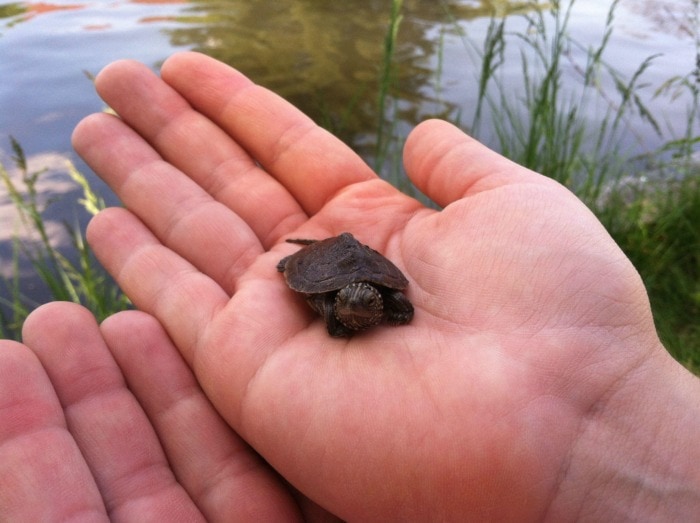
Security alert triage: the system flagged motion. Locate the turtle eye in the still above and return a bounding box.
[365,293,380,309]
[360,286,382,312]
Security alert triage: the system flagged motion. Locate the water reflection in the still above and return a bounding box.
[167,1,447,146]
[0,0,187,30]
[621,0,698,39]
[0,150,77,279]
[160,0,540,157]
[0,0,539,152]
[0,2,80,25]
[1,0,697,313]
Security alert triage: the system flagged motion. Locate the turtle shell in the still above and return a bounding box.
[279,232,409,294]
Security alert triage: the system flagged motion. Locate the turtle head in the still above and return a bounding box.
[334,282,383,331]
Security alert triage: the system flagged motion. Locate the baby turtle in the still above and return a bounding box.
[276,232,414,337]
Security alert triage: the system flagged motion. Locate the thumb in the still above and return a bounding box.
[403,119,540,207]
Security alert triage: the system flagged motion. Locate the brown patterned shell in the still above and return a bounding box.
[277,232,409,293]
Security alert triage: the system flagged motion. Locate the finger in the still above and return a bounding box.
[100,310,302,521]
[403,119,546,207]
[87,207,229,362]
[21,302,205,521]
[0,340,107,521]
[90,59,307,247]
[74,113,260,293]
[160,52,377,215]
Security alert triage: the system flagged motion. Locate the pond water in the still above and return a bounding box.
[0,0,698,309]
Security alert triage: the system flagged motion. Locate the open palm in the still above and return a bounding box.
[58,52,667,519]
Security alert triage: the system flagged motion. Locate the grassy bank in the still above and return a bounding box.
[599,156,700,372]
[1,0,699,372]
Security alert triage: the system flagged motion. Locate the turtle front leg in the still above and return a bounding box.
[305,293,353,337]
[383,290,414,325]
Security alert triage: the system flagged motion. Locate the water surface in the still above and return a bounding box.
[1,0,697,306]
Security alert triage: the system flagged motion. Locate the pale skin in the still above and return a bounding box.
[1,52,699,521]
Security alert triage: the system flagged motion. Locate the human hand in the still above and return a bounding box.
[1,303,304,521]
[67,52,699,520]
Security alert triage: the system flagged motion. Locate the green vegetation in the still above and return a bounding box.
[482,0,699,370]
[0,137,129,339]
[375,0,403,174]
[377,0,700,370]
[601,160,700,373]
[1,0,698,372]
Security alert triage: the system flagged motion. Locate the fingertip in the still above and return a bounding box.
[100,310,165,352]
[0,338,65,439]
[85,206,110,247]
[93,58,150,95]
[160,51,216,77]
[87,207,154,281]
[71,112,92,150]
[22,302,96,347]
[85,207,123,280]
[0,338,43,383]
[404,119,533,207]
[71,112,112,159]
[92,59,152,116]
[0,338,27,354]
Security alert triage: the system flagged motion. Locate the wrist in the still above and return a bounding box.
[548,340,700,521]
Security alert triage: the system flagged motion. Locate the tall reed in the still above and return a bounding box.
[0,138,129,339]
[473,0,700,367]
[374,0,404,176]
[373,0,700,367]
[1,1,698,368]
